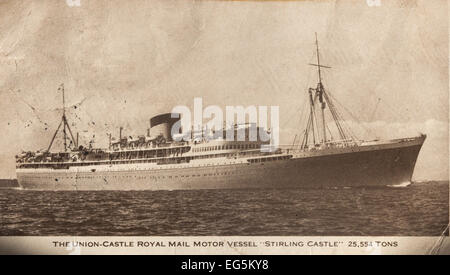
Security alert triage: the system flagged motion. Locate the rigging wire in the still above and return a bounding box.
[326,89,375,139]
[285,48,317,147]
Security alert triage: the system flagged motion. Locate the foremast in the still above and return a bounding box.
[301,34,357,149]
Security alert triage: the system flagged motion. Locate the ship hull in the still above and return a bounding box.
[16,136,425,191]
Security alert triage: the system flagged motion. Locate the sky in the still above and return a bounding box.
[0,0,448,180]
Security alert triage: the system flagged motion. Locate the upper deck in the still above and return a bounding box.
[15,138,273,169]
[15,134,425,170]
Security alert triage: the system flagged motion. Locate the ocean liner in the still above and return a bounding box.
[15,37,426,191]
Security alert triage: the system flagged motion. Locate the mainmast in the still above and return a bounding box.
[47,84,78,152]
[62,84,67,151]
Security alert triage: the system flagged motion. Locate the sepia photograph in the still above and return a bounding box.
[0,0,448,255]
